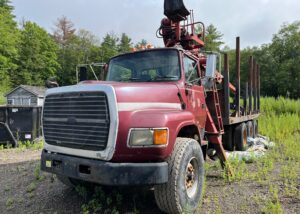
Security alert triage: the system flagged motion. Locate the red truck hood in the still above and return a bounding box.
[82,81,182,111]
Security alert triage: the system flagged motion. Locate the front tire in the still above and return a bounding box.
[154,138,205,214]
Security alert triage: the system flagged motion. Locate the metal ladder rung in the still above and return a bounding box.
[212,82,224,133]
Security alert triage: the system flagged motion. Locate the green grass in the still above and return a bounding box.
[0,140,44,151]
[260,96,300,115]
[26,182,37,193]
[223,97,299,213]
[6,198,14,210]
[17,140,44,151]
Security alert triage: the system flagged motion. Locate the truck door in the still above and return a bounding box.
[183,55,207,129]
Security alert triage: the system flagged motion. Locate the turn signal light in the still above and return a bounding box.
[153,129,168,145]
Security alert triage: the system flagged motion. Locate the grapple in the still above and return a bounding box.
[164,0,190,21]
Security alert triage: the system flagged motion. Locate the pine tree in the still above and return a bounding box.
[118,33,132,53]
[135,39,148,48]
[101,33,119,62]
[204,24,224,51]
[53,16,76,46]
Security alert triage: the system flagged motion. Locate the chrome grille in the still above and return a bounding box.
[43,91,110,151]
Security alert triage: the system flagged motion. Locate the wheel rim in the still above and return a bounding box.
[185,157,199,198]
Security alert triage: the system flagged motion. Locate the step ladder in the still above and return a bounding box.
[211,82,224,134]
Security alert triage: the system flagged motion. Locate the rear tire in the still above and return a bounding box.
[154,138,204,214]
[223,126,234,151]
[253,120,258,137]
[246,121,254,138]
[234,123,248,151]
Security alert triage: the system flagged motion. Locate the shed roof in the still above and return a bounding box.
[5,85,46,97]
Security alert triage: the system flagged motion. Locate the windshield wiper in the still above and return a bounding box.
[129,78,141,81]
[156,75,178,79]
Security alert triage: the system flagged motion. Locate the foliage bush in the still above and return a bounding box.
[260,96,300,115]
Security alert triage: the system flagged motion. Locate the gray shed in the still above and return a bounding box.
[5,85,46,107]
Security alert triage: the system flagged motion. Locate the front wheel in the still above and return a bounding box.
[154,138,205,214]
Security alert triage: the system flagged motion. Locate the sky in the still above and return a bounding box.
[12,0,300,48]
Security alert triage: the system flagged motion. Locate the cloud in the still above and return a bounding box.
[12,0,300,48]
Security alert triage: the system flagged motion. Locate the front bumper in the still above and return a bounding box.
[41,150,168,185]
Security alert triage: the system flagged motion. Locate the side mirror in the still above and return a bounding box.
[99,64,108,80]
[205,54,217,78]
[79,66,88,82]
[202,54,217,89]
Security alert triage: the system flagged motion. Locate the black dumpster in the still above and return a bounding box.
[0,106,7,123]
[0,106,18,146]
[7,106,42,141]
[0,106,9,141]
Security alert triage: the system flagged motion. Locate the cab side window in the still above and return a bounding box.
[183,56,199,84]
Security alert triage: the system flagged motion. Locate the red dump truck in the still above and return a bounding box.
[41,1,260,213]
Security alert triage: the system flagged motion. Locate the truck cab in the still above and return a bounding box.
[41,46,207,176]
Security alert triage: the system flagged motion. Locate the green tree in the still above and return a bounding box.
[0,0,13,11]
[13,21,60,86]
[76,29,100,63]
[101,33,119,62]
[135,39,148,48]
[118,33,132,53]
[53,17,103,85]
[0,0,19,90]
[269,21,300,98]
[204,24,224,51]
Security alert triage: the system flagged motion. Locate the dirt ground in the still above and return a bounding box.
[0,148,299,214]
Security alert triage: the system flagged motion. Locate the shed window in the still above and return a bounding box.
[8,97,32,106]
[31,97,37,105]
[7,99,14,105]
[22,98,30,106]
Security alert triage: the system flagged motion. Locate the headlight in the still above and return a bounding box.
[128,128,168,147]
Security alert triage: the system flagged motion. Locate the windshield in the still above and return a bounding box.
[107,49,180,82]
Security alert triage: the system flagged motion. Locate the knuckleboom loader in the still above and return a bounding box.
[41,1,261,213]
